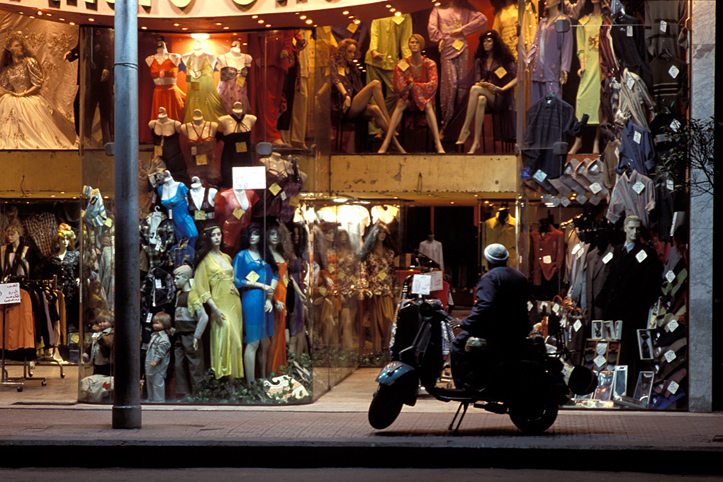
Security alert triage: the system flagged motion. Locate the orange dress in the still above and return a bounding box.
[267,261,288,375]
[150,57,186,121]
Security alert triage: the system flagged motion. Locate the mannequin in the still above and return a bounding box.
[455,30,518,154]
[491,0,520,60]
[378,34,444,154]
[526,0,573,107]
[148,107,185,181]
[180,109,221,186]
[172,264,208,397]
[188,224,244,381]
[181,40,227,124]
[529,216,564,299]
[336,229,362,350]
[482,205,517,269]
[146,38,185,122]
[267,222,291,375]
[287,222,309,357]
[364,14,413,136]
[187,176,218,231]
[158,170,198,248]
[1,225,29,281]
[360,223,397,352]
[418,234,444,271]
[569,0,604,154]
[313,224,339,346]
[427,0,488,132]
[46,224,80,339]
[233,223,278,382]
[217,102,257,189]
[214,185,258,256]
[216,41,253,115]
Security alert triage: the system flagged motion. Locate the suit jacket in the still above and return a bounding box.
[584,242,615,321]
[529,226,565,286]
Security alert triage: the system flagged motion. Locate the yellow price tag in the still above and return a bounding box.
[196,154,208,166]
[338,271,346,280]
[154,145,163,157]
[233,207,245,219]
[246,270,260,283]
[495,66,508,79]
[236,142,247,153]
[104,217,113,228]
[269,183,282,196]
[194,210,207,221]
[235,75,246,87]
[289,196,300,207]
[397,59,409,72]
[393,15,406,26]
[452,39,464,51]
[347,22,358,34]
[319,286,327,296]
[190,81,200,91]
[337,66,346,77]
[377,271,388,281]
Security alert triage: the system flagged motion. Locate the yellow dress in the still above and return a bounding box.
[188,252,244,379]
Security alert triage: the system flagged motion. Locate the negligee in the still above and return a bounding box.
[149,57,186,122]
[182,55,227,124]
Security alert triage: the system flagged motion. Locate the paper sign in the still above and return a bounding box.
[233,207,245,219]
[635,250,648,263]
[665,270,676,283]
[533,170,547,182]
[0,283,21,305]
[233,166,267,190]
[430,270,443,292]
[397,59,409,72]
[411,274,431,295]
[452,39,464,51]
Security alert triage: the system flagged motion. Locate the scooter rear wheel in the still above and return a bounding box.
[509,399,559,434]
[368,386,404,429]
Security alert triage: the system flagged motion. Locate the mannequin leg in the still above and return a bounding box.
[378,99,408,154]
[257,337,270,379]
[244,340,259,382]
[424,102,445,154]
[468,89,494,154]
[457,85,483,145]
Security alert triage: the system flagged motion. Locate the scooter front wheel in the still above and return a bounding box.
[368,385,404,429]
[508,398,559,434]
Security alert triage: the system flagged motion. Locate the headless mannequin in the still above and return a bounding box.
[218,41,252,70]
[182,40,217,79]
[148,107,181,137]
[160,170,180,201]
[145,40,182,73]
[180,109,219,142]
[379,35,444,154]
[242,230,276,382]
[218,102,257,136]
[569,0,602,155]
[189,176,217,211]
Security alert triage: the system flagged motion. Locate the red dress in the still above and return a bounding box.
[268,261,288,375]
[214,188,259,256]
[393,56,438,111]
[150,57,186,121]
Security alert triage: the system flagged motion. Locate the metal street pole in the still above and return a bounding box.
[112,0,141,429]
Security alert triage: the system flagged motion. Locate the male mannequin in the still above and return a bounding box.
[418,234,444,271]
[172,264,209,398]
[217,102,257,188]
[146,39,185,122]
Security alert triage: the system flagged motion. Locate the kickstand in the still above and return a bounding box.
[448,401,469,432]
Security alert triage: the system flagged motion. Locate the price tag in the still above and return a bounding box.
[233,207,245,219]
[196,154,208,166]
[191,81,200,91]
[318,286,327,296]
[236,142,247,153]
[589,195,602,205]
[452,39,464,50]
[235,75,246,87]
[245,271,260,283]
[666,179,675,191]
[668,380,679,395]
[0,283,21,305]
[194,210,207,221]
[393,15,406,26]
[668,65,679,79]
[191,146,197,156]
[627,77,636,90]
[269,183,282,196]
[146,312,153,324]
[664,350,677,363]
[155,278,162,289]
[665,270,676,283]
[670,119,681,131]
[633,130,642,144]
[104,217,113,228]
[573,319,582,332]
[552,302,560,315]
[561,196,571,207]
[337,66,346,76]
[635,249,648,263]
[397,59,409,72]
[667,319,679,332]
[289,196,300,207]
[589,182,602,194]
[533,170,547,182]
[283,273,289,287]
[494,66,507,78]
[602,251,614,264]
[377,270,388,281]
[660,20,667,33]
[572,243,581,256]
[347,22,358,34]
[154,145,163,156]
[594,354,606,368]
[542,255,552,264]
[337,270,346,280]
[633,181,645,194]
[627,25,633,37]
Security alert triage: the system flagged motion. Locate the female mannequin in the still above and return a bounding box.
[158,170,198,248]
[188,224,244,380]
[491,0,520,60]
[214,185,259,256]
[330,38,404,153]
[360,223,397,352]
[455,30,518,153]
[337,229,362,350]
[180,109,221,186]
[148,107,185,181]
[233,223,278,382]
[146,38,185,122]
[45,224,80,331]
[266,222,292,375]
[181,39,227,124]
[217,102,257,189]
[428,0,488,132]
[378,34,444,154]
[526,0,573,106]
[0,225,29,281]
[569,0,604,154]
[216,41,253,115]
[187,176,218,232]
[287,222,309,357]
[0,32,76,149]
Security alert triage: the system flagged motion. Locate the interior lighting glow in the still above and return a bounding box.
[191,33,210,40]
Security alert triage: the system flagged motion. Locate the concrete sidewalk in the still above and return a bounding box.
[0,368,722,474]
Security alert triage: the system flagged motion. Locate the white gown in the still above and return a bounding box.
[0,57,77,149]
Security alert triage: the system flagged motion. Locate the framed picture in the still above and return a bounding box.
[632,371,655,408]
[594,371,614,401]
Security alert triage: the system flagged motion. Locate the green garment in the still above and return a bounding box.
[575,14,604,124]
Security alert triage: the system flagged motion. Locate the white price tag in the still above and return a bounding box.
[155,278,162,289]
[667,319,679,332]
[602,252,614,264]
[668,65,679,79]
[633,181,645,194]
[589,182,602,194]
[660,20,667,33]
[627,25,633,37]
[635,249,648,263]
[533,170,548,182]
[542,255,552,264]
[665,270,676,283]
[664,350,677,363]
[561,196,571,207]
[573,319,582,332]
[594,355,606,368]
[666,179,675,191]
[633,130,642,144]
[668,380,679,395]
[233,166,267,190]
[411,274,431,295]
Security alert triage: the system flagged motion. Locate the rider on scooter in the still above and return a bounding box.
[451,243,531,389]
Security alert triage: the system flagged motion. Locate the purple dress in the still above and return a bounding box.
[526,14,573,106]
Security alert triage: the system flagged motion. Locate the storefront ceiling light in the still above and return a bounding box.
[252,15,259,19]
[389,8,396,12]
[300,15,307,19]
[88,18,95,22]
[354,19,361,24]
[305,19,313,25]
[342,10,349,15]
[191,33,210,39]
[394,11,402,16]
[258,19,265,24]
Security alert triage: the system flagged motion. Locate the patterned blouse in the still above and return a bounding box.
[362,248,396,297]
[392,56,438,111]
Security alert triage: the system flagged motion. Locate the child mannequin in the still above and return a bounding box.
[87,311,114,376]
[145,311,174,403]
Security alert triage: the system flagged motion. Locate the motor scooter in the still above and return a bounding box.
[368,298,597,433]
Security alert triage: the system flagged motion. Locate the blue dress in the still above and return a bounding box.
[233,249,277,343]
[159,182,198,248]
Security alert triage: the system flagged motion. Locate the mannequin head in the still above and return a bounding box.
[194,223,223,266]
[288,222,309,259]
[4,225,22,246]
[544,0,561,15]
[156,36,167,52]
[475,30,514,64]
[240,223,279,272]
[52,223,76,254]
[231,40,241,52]
[336,229,354,253]
[333,38,358,66]
[190,176,203,189]
[1,32,35,69]
[173,264,193,291]
[408,34,426,53]
[192,109,204,124]
[157,107,168,119]
[360,223,396,261]
[623,215,642,245]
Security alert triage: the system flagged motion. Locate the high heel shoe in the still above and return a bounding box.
[468,141,480,154]
[456,128,470,145]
